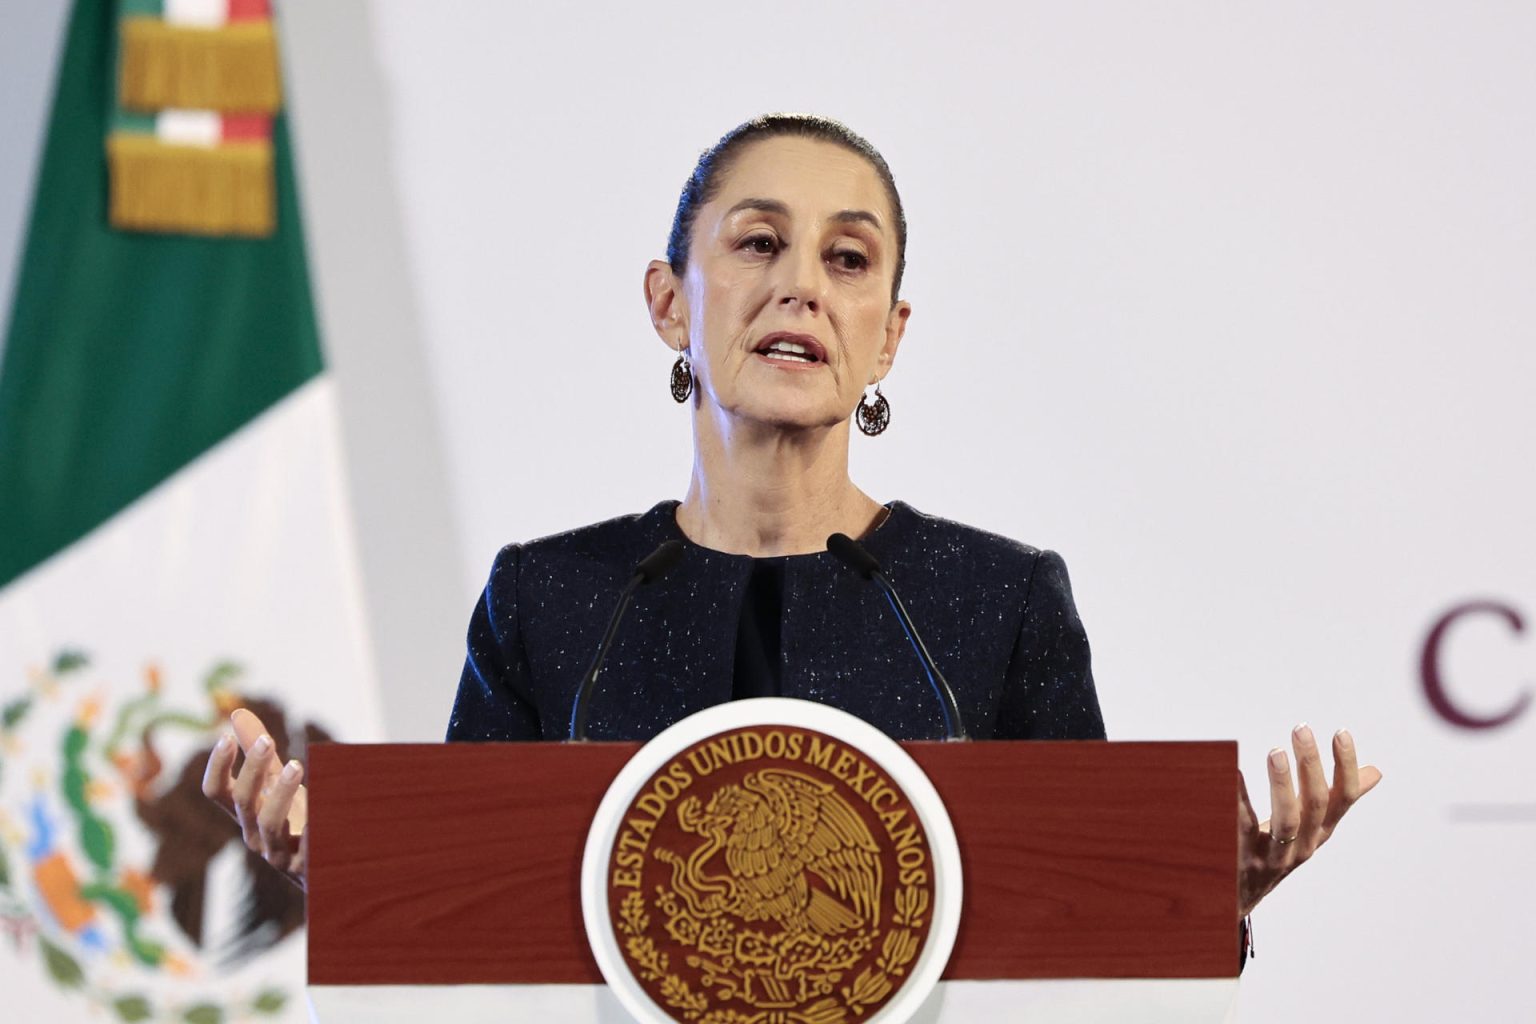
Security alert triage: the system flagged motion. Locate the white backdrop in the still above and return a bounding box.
[4,2,1533,1020]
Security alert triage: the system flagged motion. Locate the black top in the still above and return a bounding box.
[732,557,789,701]
[446,500,1105,743]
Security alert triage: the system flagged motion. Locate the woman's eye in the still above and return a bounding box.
[742,235,778,255]
[831,249,868,271]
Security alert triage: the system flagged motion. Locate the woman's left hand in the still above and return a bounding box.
[1238,724,1382,918]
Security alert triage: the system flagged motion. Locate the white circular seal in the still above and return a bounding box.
[581,697,963,1024]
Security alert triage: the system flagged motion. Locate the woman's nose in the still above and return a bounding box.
[774,246,824,313]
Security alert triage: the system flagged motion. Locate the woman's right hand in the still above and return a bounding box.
[201,708,309,888]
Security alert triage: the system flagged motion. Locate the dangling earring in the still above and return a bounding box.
[855,383,890,436]
[670,346,693,403]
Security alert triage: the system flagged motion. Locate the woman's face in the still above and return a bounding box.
[649,136,910,433]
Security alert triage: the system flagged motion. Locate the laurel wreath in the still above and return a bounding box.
[616,876,931,1023]
[617,890,711,1019]
[836,882,928,1017]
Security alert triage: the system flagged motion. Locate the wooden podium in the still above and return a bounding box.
[306,740,1240,1023]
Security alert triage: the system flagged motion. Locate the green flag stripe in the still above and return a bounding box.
[112,109,156,134]
[0,0,323,588]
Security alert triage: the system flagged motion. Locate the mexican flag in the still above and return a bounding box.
[0,2,381,1022]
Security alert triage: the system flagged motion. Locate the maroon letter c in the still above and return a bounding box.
[1421,601,1531,731]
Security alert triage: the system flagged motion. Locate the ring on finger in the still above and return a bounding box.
[1275,833,1298,845]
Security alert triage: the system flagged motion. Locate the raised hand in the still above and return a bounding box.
[201,708,309,888]
[1237,724,1381,918]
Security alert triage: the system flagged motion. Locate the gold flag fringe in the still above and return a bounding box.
[119,18,282,114]
[108,134,275,238]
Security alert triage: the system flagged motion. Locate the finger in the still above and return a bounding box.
[290,823,308,889]
[200,733,238,809]
[1359,765,1383,796]
[1292,724,1329,851]
[1324,729,1361,827]
[1237,769,1260,833]
[230,707,266,747]
[1267,747,1301,848]
[229,709,284,792]
[257,759,304,870]
[287,774,310,835]
[1331,729,1362,798]
[230,709,274,756]
[231,732,276,849]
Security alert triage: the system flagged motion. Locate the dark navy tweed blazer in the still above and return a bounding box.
[445,500,1106,744]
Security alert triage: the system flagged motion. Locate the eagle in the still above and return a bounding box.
[662,768,882,939]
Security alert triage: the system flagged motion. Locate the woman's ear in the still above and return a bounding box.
[644,260,688,350]
[876,300,912,381]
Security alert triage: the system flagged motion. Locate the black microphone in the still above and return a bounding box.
[827,532,969,741]
[568,540,685,741]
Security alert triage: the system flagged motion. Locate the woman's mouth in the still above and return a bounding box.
[753,332,827,366]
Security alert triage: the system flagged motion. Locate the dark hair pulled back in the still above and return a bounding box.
[666,114,907,303]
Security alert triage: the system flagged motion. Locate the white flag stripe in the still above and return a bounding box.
[155,109,222,148]
[164,0,227,30]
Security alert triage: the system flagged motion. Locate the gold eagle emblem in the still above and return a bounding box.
[657,768,882,943]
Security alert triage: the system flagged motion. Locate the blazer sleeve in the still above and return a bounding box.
[445,544,544,741]
[994,549,1107,740]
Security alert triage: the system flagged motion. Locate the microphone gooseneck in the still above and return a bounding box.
[568,540,685,741]
[826,532,970,741]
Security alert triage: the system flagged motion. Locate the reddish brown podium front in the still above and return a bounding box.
[307,741,1236,1010]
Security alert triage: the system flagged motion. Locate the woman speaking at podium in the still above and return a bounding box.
[203,115,1379,934]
